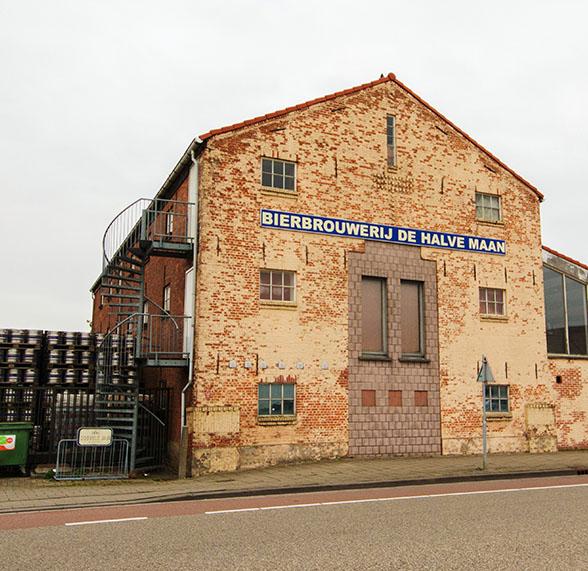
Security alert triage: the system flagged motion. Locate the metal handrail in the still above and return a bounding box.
[101,197,195,270]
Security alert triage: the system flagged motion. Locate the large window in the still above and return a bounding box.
[361,277,387,355]
[261,158,296,191]
[386,115,396,167]
[479,287,506,316]
[401,281,424,356]
[258,383,295,416]
[260,270,296,303]
[544,267,588,355]
[475,192,502,223]
[484,384,509,413]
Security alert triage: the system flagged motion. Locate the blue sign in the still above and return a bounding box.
[260,209,505,255]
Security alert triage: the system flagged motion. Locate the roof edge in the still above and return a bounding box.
[198,73,543,201]
[542,245,588,272]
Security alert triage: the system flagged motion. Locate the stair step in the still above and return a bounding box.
[101,293,142,300]
[103,274,142,284]
[108,302,142,308]
[101,284,142,292]
[109,266,142,276]
[114,255,144,266]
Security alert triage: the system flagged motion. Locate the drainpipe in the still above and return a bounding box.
[178,140,201,477]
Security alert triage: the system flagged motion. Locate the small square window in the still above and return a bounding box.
[475,192,502,223]
[258,383,295,416]
[261,158,296,191]
[484,384,509,413]
[479,287,506,316]
[165,212,174,235]
[260,270,296,303]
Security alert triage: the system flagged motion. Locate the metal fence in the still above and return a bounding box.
[55,438,129,480]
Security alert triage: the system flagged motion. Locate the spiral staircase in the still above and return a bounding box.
[95,197,194,471]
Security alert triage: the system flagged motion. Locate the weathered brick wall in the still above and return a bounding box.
[190,77,554,472]
[548,360,588,449]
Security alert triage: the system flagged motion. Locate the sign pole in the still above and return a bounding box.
[477,355,494,471]
[482,381,487,470]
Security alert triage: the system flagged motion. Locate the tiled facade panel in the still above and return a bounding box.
[348,242,441,456]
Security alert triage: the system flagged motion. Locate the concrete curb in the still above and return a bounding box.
[0,466,583,515]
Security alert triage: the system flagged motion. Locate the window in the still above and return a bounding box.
[142,301,149,326]
[165,212,174,235]
[163,284,171,313]
[544,267,588,355]
[484,384,509,413]
[361,277,387,355]
[479,287,505,316]
[260,270,295,302]
[401,281,424,355]
[261,158,296,191]
[258,383,295,416]
[386,115,396,167]
[475,192,502,223]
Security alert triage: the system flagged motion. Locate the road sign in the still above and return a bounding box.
[477,356,495,383]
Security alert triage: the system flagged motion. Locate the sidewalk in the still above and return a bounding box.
[1,450,587,514]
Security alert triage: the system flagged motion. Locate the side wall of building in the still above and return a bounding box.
[189,78,551,473]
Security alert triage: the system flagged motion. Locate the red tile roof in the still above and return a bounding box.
[199,73,543,201]
[543,245,588,271]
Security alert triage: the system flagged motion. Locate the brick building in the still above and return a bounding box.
[91,73,588,475]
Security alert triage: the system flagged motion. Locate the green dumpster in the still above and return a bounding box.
[0,422,33,470]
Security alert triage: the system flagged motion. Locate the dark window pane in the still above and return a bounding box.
[258,400,270,415]
[543,267,567,353]
[566,277,588,355]
[273,161,284,175]
[270,384,282,398]
[270,400,282,415]
[283,384,294,399]
[362,277,385,353]
[283,272,293,287]
[273,174,284,188]
[283,399,294,415]
[262,172,272,187]
[259,384,269,399]
[401,281,422,354]
[284,176,295,190]
[271,286,283,300]
[284,162,295,176]
[262,158,273,173]
[272,272,283,286]
[283,287,293,302]
[260,285,270,300]
[260,271,271,285]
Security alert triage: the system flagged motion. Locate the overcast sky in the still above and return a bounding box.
[0,0,586,331]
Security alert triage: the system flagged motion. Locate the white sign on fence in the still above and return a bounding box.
[77,427,113,447]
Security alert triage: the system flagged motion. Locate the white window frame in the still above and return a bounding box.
[165,212,174,235]
[163,284,171,313]
[260,269,296,303]
[261,158,296,191]
[484,384,509,413]
[476,192,502,223]
[479,287,506,316]
[258,383,296,417]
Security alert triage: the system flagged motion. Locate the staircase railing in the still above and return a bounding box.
[102,198,195,270]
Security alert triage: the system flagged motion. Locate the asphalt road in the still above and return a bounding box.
[2,476,587,570]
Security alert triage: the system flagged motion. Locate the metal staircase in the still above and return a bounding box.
[95,197,194,471]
